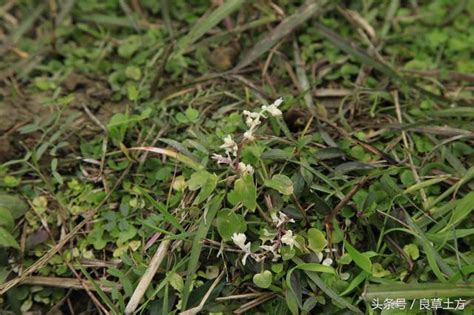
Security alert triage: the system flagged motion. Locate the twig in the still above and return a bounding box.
[234,292,277,314]
[325,176,369,226]
[215,292,266,301]
[125,227,176,315]
[19,276,120,292]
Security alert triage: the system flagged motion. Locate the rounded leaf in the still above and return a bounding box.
[307,228,327,253]
[216,209,247,241]
[253,270,272,288]
[264,174,294,195]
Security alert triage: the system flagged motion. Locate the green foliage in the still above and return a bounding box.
[187,170,218,204]
[216,209,247,241]
[264,174,294,196]
[307,228,327,253]
[253,270,273,289]
[227,173,257,211]
[1,0,474,313]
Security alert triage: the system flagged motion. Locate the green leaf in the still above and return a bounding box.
[125,66,142,81]
[442,191,474,232]
[0,194,28,219]
[307,228,327,253]
[253,270,272,288]
[232,173,257,211]
[185,108,199,122]
[344,241,372,274]
[0,227,20,249]
[0,207,14,230]
[188,170,210,191]
[168,271,184,293]
[371,263,390,278]
[188,170,218,204]
[118,36,140,58]
[403,243,420,260]
[139,189,185,233]
[290,263,336,275]
[216,209,247,241]
[281,246,296,261]
[2,176,20,188]
[340,271,367,296]
[286,261,362,314]
[127,85,139,101]
[196,173,218,204]
[107,113,129,143]
[264,174,294,195]
[181,194,223,309]
[285,288,299,315]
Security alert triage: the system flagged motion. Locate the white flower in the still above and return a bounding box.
[261,97,283,117]
[211,154,232,164]
[322,257,333,266]
[260,244,281,261]
[262,104,282,116]
[232,233,252,265]
[243,111,261,128]
[243,130,255,141]
[271,212,295,227]
[241,252,251,265]
[220,135,238,157]
[260,228,277,244]
[238,162,254,174]
[273,97,284,107]
[232,233,247,249]
[281,230,297,249]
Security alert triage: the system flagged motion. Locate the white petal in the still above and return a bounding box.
[272,97,283,107]
[281,230,296,249]
[243,130,255,141]
[232,233,247,249]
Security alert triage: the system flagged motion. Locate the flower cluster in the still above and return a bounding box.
[231,233,265,265]
[230,209,299,265]
[243,97,283,141]
[212,97,283,168]
[216,98,290,265]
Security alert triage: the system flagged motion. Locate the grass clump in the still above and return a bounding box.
[0,1,473,314]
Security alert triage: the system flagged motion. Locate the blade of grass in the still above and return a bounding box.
[313,21,399,79]
[233,0,328,71]
[175,0,245,55]
[129,146,204,170]
[427,166,474,210]
[78,264,119,314]
[440,191,474,233]
[312,21,456,106]
[362,283,474,300]
[286,258,363,314]
[139,188,185,233]
[306,271,363,314]
[181,193,224,309]
[402,213,455,279]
